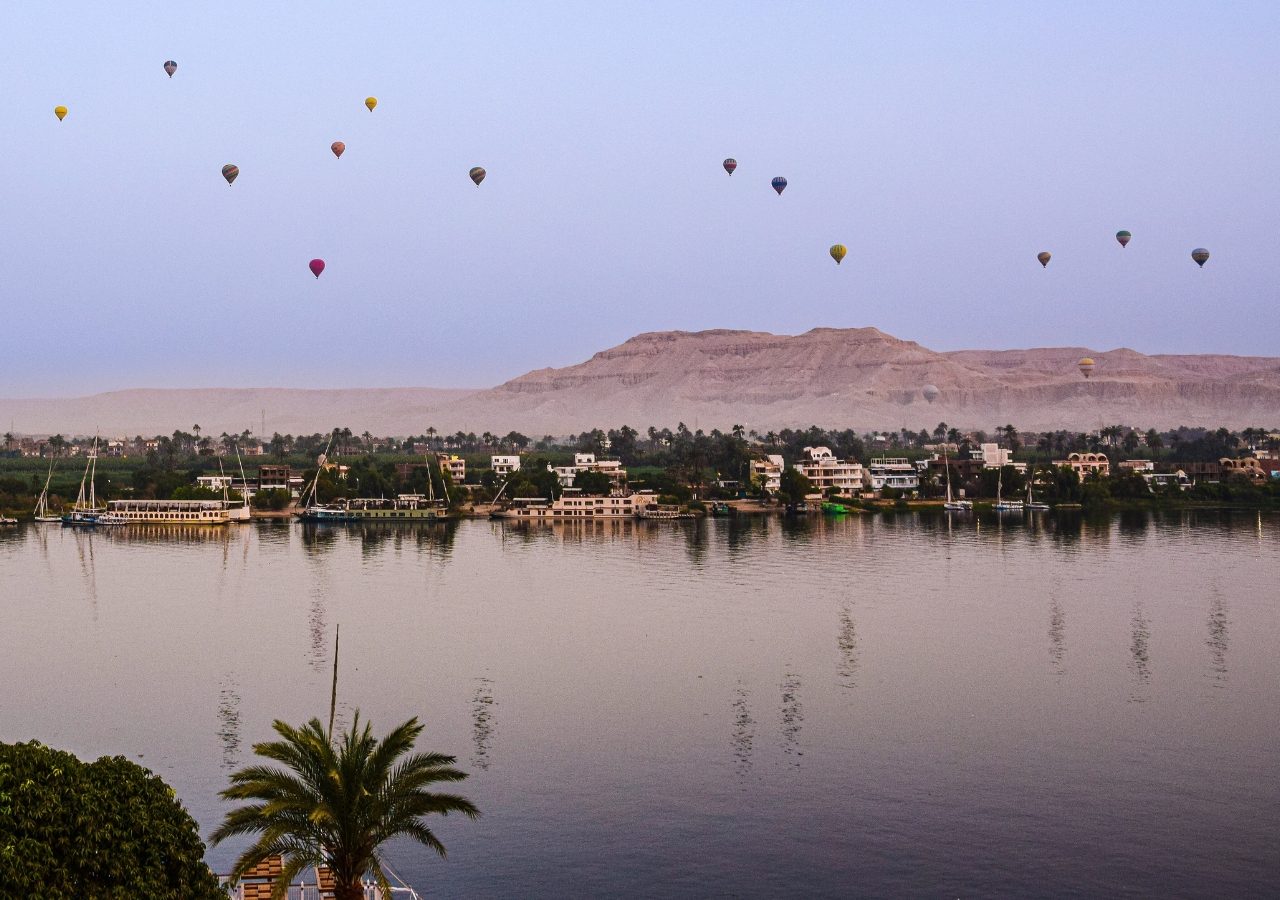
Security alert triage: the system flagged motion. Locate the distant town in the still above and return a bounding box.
[2,421,1279,522]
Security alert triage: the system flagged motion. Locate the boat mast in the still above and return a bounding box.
[235,448,250,510]
[35,458,55,517]
[943,449,953,504]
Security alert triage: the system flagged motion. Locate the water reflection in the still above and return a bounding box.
[730,684,754,780]
[1206,592,1230,688]
[1129,602,1151,702]
[217,677,242,770]
[837,606,859,688]
[1048,597,1066,677]
[780,670,803,765]
[471,676,496,771]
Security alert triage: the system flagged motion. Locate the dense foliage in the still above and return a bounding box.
[0,741,224,899]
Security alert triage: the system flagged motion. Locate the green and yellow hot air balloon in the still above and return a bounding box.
[1116,230,1131,248]
[829,244,847,265]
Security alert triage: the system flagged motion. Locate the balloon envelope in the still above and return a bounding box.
[331,141,345,159]
[54,105,67,121]
[365,96,377,112]
[163,60,177,77]
[221,164,239,186]
[771,176,787,195]
[469,166,486,186]
[922,384,940,403]
[723,158,737,175]
[309,259,325,278]
[829,244,847,265]
[1037,251,1051,267]
[1116,230,1131,248]
[1078,357,1095,378]
[1191,248,1210,267]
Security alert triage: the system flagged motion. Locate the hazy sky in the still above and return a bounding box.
[5,1,1277,396]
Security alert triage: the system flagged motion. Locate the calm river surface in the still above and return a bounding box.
[2,511,1278,898]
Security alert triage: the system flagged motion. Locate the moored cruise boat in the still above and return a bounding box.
[493,490,658,520]
[104,499,232,525]
[298,494,453,523]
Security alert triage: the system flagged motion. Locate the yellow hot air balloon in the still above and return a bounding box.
[1078,357,1096,379]
[54,105,68,122]
[829,244,847,265]
[365,96,378,112]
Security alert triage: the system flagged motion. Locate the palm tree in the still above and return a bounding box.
[212,714,478,900]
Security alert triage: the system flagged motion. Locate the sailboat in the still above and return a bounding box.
[942,450,972,510]
[62,441,107,527]
[993,465,1023,512]
[34,459,62,522]
[1024,476,1050,511]
[225,453,252,523]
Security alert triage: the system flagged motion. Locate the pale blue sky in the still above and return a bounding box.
[4,1,1277,396]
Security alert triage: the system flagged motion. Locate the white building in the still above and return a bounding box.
[196,475,234,493]
[552,453,627,487]
[491,455,521,476]
[750,454,785,492]
[794,447,865,495]
[867,457,919,492]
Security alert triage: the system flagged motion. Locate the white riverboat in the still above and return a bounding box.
[492,490,658,520]
[104,499,232,525]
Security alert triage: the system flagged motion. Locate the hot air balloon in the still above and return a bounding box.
[331,141,345,159]
[1191,248,1210,267]
[1078,357,1095,379]
[922,384,940,404]
[1037,251,1051,268]
[1116,230,1131,248]
[163,60,177,78]
[221,164,239,186]
[469,166,486,186]
[829,244,847,265]
[364,96,377,112]
[771,177,787,196]
[54,105,67,122]
[309,259,325,279]
[723,158,737,176]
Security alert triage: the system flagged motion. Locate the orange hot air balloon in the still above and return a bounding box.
[331,141,345,159]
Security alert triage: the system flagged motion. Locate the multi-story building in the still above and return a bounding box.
[552,453,627,487]
[794,447,865,495]
[750,455,785,492]
[438,454,466,483]
[491,455,521,476]
[867,457,919,492]
[1054,452,1110,479]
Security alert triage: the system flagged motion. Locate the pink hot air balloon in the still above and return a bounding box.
[309,259,326,279]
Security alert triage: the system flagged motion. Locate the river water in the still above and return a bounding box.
[2,511,1277,898]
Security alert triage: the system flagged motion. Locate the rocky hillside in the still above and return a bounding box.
[435,328,1280,433]
[5,329,1279,435]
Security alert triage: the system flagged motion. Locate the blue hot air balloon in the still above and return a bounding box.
[771,177,788,196]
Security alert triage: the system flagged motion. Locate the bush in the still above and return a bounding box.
[0,740,225,899]
[251,488,292,510]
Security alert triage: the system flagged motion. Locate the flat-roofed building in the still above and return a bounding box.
[795,447,865,495]
[867,457,919,492]
[1055,452,1110,479]
[491,455,521,476]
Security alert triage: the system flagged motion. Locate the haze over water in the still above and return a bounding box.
[2,512,1277,897]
